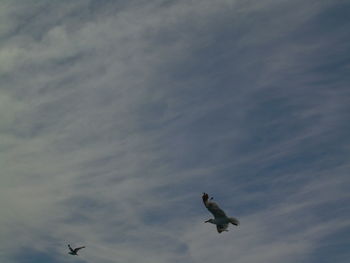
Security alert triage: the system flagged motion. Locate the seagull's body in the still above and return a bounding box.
[202,192,240,233]
[68,244,85,256]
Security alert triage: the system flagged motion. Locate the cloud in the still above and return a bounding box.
[0,0,349,263]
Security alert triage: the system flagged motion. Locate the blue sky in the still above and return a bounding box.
[0,0,349,262]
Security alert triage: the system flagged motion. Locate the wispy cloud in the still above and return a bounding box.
[0,0,349,263]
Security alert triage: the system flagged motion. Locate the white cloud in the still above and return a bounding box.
[0,0,349,263]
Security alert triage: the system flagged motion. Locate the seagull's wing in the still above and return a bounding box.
[73,246,85,253]
[207,201,227,219]
[202,193,227,219]
[216,224,228,233]
[68,245,74,252]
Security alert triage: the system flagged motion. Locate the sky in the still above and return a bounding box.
[0,0,349,262]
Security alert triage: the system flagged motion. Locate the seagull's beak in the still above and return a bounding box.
[204,220,210,223]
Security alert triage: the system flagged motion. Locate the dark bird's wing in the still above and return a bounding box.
[202,193,227,219]
[68,244,74,252]
[73,246,85,253]
[216,224,228,233]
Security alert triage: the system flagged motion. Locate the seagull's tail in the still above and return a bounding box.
[229,217,240,226]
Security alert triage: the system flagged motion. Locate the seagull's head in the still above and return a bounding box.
[204,219,215,224]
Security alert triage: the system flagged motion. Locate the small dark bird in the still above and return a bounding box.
[68,244,85,255]
[202,192,240,233]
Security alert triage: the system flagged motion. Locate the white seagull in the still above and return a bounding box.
[68,244,85,256]
[202,192,240,233]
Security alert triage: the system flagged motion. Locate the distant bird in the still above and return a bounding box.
[202,192,240,233]
[68,244,85,255]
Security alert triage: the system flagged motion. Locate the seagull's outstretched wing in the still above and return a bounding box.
[202,193,227,219]
[216,224,229,233]
[68,244,74,253]
[74,246,85,253]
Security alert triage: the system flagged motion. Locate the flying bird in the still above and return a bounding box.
[68,244,85,256]
[202,192,240,233]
